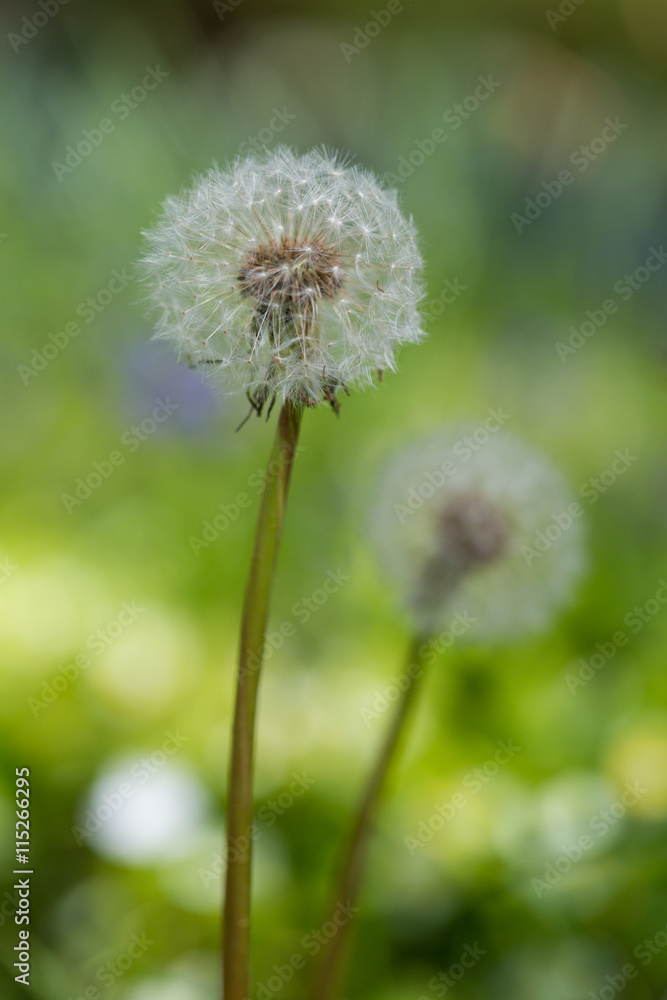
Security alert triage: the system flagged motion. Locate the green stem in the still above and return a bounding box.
[223,401,302,1000]
[313,634,430,1000]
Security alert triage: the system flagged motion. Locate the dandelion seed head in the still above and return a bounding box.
[373,429,586,642]
[139,147,425,409]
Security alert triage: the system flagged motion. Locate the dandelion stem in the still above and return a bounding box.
[223,401,302,1000]
[313,634,430,1000]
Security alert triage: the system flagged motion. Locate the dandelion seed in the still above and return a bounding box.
[313,430,586,1000]
[140,147,425,415]
[137,149,428,1000]
[372,429,585,641]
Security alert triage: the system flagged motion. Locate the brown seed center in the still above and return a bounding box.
[238,238,343,308]
[438,493,508,569]
[415,493,509,616]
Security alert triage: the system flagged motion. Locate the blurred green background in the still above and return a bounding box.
[1,0,667,997]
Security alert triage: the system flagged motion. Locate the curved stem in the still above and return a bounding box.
[223,401,302,1000]
[313,634,430,1000]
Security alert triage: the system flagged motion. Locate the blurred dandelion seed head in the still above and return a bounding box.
[373,429,586,641]
[416,491,510,619]
[140,147,425,409]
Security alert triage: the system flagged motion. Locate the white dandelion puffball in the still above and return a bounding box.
[372,429,585,642]
[140,147,424,413]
